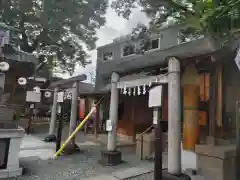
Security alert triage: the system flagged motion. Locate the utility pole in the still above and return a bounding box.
[153,107,162,180]
[236,100,240,179]
[149,85,163,180]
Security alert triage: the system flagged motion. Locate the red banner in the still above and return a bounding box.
[79,99,85,119]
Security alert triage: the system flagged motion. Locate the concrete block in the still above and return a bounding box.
[199,168,223,180]
[8,168,22,177]
[196,144,236,180]
[7,137,22,169]
[206,136,217,145]
[197,155,223,169]
[0,168,22,178]
[0,169,9,179]
[195,144,235,159]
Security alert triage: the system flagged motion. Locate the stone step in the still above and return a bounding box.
[199,168,223,180]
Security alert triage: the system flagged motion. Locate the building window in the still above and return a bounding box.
[144,38,160,51]
[151,39,160,49]
[103,52,113,61]
[178,30,203,44]
[122,44,136,57]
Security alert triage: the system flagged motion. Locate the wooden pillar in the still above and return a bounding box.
[131,96,136,142]
[182,64,200,151]
[216,65,223,137]
[183,84,200,151]
[209,66,217,138]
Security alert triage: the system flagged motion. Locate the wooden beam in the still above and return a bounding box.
[117,74,168,89]
[216,65,223,127]
[209,65,217,138]
[49,74,87,88]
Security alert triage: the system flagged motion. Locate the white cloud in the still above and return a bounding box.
[60,2,149,82]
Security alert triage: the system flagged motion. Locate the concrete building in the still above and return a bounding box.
[94,23,240,179]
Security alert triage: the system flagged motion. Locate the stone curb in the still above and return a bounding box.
[86,163,166,180]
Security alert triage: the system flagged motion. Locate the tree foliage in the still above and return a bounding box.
[112,0,240,38]
[0,0,108,75]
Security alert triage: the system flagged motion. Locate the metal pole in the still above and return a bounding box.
[94,98,100,138]
[26,104,34,135]
[153,107,162,180]
[107,72,119,151]
[236,101,240,179]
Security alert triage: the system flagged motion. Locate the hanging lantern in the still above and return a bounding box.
[67,92,72,99]
[0,62,10,72]
[18,77,27,85]
[44,91,51,98]
[33,86,40,93]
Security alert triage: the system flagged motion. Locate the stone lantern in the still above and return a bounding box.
[0,23,38,178]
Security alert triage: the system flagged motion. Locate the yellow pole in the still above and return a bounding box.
[54,106,96,158]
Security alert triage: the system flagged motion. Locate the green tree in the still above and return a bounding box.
[112,0,240,38]
[0,0,108,75]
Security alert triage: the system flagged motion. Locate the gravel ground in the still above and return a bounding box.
[5,146,146,180]
[4,130,147,180]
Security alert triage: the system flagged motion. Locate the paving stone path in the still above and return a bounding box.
[5,133,146,180]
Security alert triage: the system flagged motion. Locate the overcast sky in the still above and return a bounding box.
[60,1,149,82]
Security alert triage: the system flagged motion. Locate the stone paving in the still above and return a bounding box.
[4,131,147,180]
[86,155,205,180]
[125,172,205,180]
[3,125,205,180]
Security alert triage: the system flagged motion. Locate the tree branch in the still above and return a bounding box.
[160,0,195,15]
[19,14,33,52]
[19,13,48,53]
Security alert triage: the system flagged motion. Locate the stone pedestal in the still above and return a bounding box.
[44,134,57,142]
[100,150,122,166]
[195,144,236,180]
[0,127,24,178]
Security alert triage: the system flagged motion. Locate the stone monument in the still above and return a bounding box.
[0,88,25,178]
